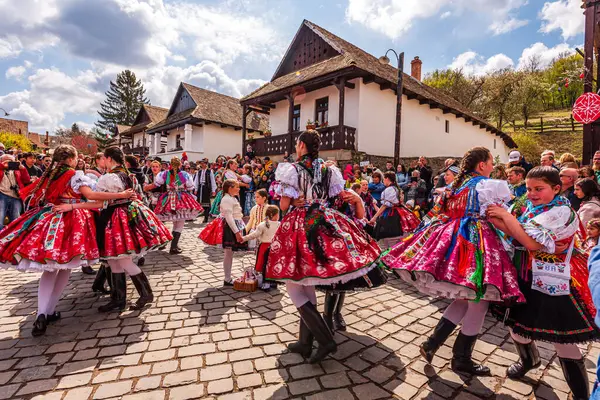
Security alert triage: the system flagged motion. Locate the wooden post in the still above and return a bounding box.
[242,105,248,156]
[571,114,575,132]
[540,117,544,133]
[394,52,405,167]
[583,1,598,164]
[335,78,346,147]
[286,95,294,155]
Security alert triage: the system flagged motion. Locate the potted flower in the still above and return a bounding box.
[264,126,272,137]
[321,121,329,128]
[306,119,316,130]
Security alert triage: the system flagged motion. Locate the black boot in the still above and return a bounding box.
[31,314,48,337]
[170,232,182,254]
[559,357,590,400]
[92,264,110,294]
[287,318,314,358]
[507,341,541,379]
[298,302,337,364]
[333,293,347,332]
[105,266,112,292]
[81,265,95,275]
[451,332,491,376]
[323,292,339,333]
[98,273,127,313]
[420,317,456,364]
[129,272,154,310]
[46,312,61,323]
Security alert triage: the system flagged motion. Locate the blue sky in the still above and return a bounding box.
[0,0,584,133]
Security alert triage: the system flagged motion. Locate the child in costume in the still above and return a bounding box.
[380,147,524,376]
[488,166,599,400]
[360,180,379,222]
[368,171,420,248]
[245,189,269,249]
[243,205,280,291]
[199,179,247,286]
[266,130,381,364]
[0,145,136,336]
[147,157,202,254]
[585,218,600,251]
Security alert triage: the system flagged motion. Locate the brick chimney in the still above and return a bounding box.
[411,56,422,81]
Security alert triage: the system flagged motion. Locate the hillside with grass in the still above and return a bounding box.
[506,109,583,162]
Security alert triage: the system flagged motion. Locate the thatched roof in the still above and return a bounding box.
[242,20,515,148]
[148,83,267,134]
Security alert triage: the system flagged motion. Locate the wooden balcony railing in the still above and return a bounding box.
[250,125,356,156]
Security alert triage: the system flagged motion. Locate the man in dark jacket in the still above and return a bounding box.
[507,150,533,173]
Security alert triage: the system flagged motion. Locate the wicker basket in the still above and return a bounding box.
[234,279,258,292]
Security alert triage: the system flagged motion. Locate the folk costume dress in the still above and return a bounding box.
[96,167,172,259]
[0,167,99,270]
[265,157,381,286]
[381,174,524,303]
[199,194,248,251]
[209,170,236,217]
[154,170,203,222]
[492,197,600,343]
[371,186,420,240]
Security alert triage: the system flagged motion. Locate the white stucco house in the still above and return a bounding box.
[146,83,266,162]
[118,104,168,157]
[240,20,516,164]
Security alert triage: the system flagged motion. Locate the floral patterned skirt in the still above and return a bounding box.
[154,191,203,222]
[492,251,600,343]
[0,205,99,271]
[265,204,381,286]
[98,201,172,260]
[198,217,247,251]
[380,217,524,303]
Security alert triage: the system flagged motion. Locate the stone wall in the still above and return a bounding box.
[0,118,28,135]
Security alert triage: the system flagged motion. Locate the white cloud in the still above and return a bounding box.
[0,68,104,131]
[517,42,574,69]
[5,66,26,80]
[440,11,452,20]
[345,0,528,38]
[449,51,514,75]
[489,17,529,35]
[539,0,584,39]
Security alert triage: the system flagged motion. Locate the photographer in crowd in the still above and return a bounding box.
[0,154,31,230]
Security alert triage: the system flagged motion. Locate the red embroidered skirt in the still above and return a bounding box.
[155,191,203,222]
[98,201,172,259]
[0,205,99,271]
[266,204,381,285]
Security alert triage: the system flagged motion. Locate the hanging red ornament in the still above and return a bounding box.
[580,72,585,79]
[572,92,600,124]
[565,83,569,88]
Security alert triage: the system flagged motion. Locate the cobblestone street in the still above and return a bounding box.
[0,222,597,400]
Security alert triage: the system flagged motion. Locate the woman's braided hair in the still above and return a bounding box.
[451,147,492,190]
[298,129,321,159]
[27,145,77,208]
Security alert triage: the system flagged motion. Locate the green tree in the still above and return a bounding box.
[481,69,521,130]
[96,70,149,131]
[511,132,543,163]
[514,71,544,128]
[542,53,583,110]
[424,69,486,110]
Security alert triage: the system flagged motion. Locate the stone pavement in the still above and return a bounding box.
[0,221,598,400]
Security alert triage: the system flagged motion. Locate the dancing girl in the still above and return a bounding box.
[489,166,600,400]
[266,130,381,363]
[147,157,202,254]
[380,147,524,375]
[0,145,135,336]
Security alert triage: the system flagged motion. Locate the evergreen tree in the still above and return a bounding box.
[96,70,149,131]
[91,127,116,151]
[71,123,81,135]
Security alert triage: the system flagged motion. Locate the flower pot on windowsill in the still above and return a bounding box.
[263,130,272,137]
[306,124,316,130]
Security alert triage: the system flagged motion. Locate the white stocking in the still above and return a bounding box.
[172,220,185,233]
[286,282,317,308]
[223,249,233,282]
[46,270,71,315]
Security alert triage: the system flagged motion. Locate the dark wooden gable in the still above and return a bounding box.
[168,85,197,116]
[272,23,340,80]
[132,106,151,126]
